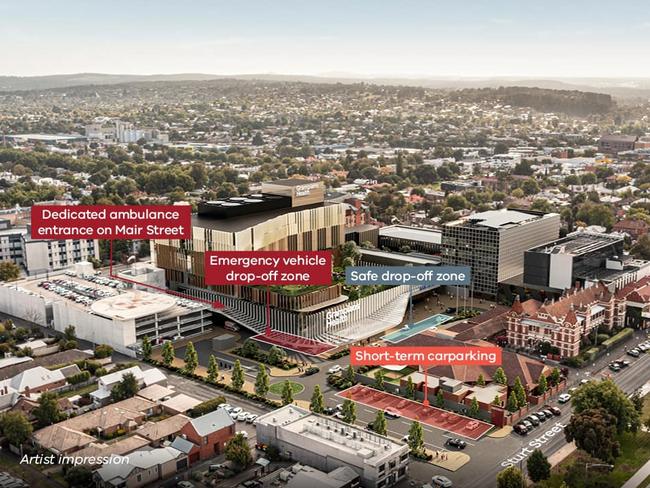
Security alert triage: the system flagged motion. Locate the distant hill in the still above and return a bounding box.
[1,72,649,101]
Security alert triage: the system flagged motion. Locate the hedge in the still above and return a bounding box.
[601,328,634,349]
[68,370,91,385]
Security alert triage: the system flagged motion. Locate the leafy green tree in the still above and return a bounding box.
[513,377,527,407]
[0,262,20,282]
[254,365,270,398]
[64,325,77,342]
[281,380,294,405]
[161,340,175,366]
[207,354,219,383]
[343,364,356,384]
[506,393,519,412]
[231,360,245,391]
[342,399,356,424]
[537,373,548,395]
[469,397,480,418]
[0,411,32,447]
[571,378,640,433]
[527,449,551,482]
[310,385,325,413]
[33,392,62,428]
[374,369,385,390]
[405,376,416,400]
[436,390,444,408]
[93,344,113,359]
[183,341,198,374]
[492,395,502,407]
[631,234,650,260]
[268,346,285,366]
[63,465,94,488]
[241,340,260,359]
[565,408,620,462]
[496,466,525,488]
[477,374,486,386]
[407,421,425,454]
[493,367,507,385]
[141,336,152,361]
[373,410,387,436]
[225,432,253,467]
[549,367,561,386]
[111,372,139,401]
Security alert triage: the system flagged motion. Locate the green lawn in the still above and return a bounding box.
[60,382,98,398]
[269,381,304,396]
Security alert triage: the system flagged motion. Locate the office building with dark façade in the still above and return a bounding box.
[151,180,425,349]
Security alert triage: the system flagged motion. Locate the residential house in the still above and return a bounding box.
[178,408,235,463]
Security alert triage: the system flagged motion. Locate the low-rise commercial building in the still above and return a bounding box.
[256,405,409,488]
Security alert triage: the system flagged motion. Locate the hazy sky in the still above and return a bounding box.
[2,0,649,78]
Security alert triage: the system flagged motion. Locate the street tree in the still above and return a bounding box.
[161,340,175,366]
[477,374,486,386]
[373,410,387,436]
[0,411,32,447]
[407,421,425,454]
[436,390,444,408]
[183,341,198,374]
[469,397,480,418]
[342,399,356,424]
[513,376,527,407]
[344,364,356,384]
[549,367,561,386]
[496,466,525,488]
[527,449,551,482]
[565,408,620,462]
[571,378,640,433]
[310,385,325,413]
[254,365,270,398]
[231,360,245,391]
[207,354,219,383]
[537,373,548,395]
[506,393,519,413]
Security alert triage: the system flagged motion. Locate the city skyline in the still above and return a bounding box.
[2,0,650,78]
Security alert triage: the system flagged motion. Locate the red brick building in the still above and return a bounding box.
[612,219,649,241]
[178,408,235,464]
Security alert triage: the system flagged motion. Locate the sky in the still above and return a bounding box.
[1,0,649,78]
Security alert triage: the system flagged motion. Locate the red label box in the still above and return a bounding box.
[350,346,502,366]
[30,205,192,240]
[204,251,332,285]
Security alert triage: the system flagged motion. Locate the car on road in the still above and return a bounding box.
[580,379,591,385]
[322,406,336,416]
[547,406,562,416]
[220,403,233,412]
[334,412,346,421]
[303,366,320,376]
[558,393,571,404]
[534,411,547,422]
[619,360,631,368]
[541,409,554,419]
[628,349,641,357]
[230,411,239,420]
[431,475,453,487]
[401,434,410,443]
[638,343,649,352]
[445,438,467,449]
[384,408,400,419]
[609,362,621,372]
[525,415,540,426]
[513,423,529,435]
[231,406,243,415]
[246,414,258,423]
[335,403,344,412]
[328,365,343,375]
[522,420,533,430]
[237,412,249,422]
[365,422,375,432]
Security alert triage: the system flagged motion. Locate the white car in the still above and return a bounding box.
[237,412,248,422]
[220,403,232,412]
[246,414,258,423]
[236,431,249,439]
[328,365,343,375]
[558,393,571,404]
[230,406,243,415]
[230,411,239,420]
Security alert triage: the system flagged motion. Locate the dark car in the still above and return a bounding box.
[513,424,528,435]
[534,412,547,422]
[366,422,375,432]
[303,366,320,376]
[547,406,561,416]
[322,407,336,416]
[445,438,467,449]
[609,362,621,372]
